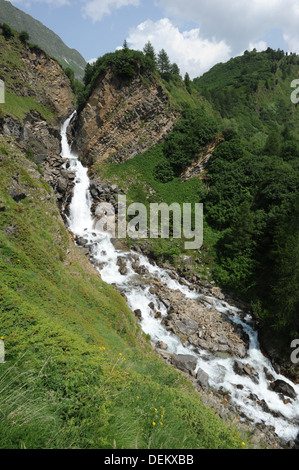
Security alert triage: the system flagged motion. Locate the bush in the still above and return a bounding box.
[154,161,174,183]
[19,31,30,44]
[1,23,14,40]
[163,109,217,175]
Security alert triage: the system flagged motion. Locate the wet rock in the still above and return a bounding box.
[134,265,149,276]
[233,360,259,384]
[134,309,142,320]
[270,380,296,400]
[171,354,197,375]
[156,341,168,351]
[75,236,88,247]
[196,368,210,390]
[263,367,275,382]
[117,256,128,275]
[56,177,68,194]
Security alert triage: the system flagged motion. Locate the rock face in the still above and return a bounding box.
[181,136,224,181]
[1,112,62,161]
[73,69,178,167]
[3,45,75,120]
[0,39,75,160]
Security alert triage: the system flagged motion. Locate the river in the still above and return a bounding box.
[60,113,299,444]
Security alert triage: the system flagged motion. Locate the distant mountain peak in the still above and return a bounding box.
[0,0,86,80]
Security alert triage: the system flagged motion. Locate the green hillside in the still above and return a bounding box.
[0,34,245,450]
[0,0,86,80]
[0,135,244,450]
[87,47,299,374]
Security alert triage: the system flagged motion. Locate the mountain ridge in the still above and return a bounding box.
[0,0,86,80]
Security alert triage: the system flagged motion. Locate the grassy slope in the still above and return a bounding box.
[0,0,86,80]
[0,137,244,449]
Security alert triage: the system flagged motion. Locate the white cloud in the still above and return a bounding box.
[81,0,140,23]
[127,18,231,79]
[159,0,299,55]
[248,41,268,52]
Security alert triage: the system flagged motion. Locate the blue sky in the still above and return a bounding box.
[8,0,299,78]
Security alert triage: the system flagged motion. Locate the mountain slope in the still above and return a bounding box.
[0,27,247,450]
[0,0,86,80]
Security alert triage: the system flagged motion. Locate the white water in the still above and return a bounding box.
[61,115,299,443]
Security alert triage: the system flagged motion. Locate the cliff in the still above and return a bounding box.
[73,68,178,168]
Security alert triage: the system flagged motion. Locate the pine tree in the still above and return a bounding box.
[157,49,171,74]
[171,63,180,75]
[123,40,129,52]
[184,72,192,93]
[143,41,156,63]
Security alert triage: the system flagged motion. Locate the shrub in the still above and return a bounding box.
[154,161,174,183]
[1,23,14,40]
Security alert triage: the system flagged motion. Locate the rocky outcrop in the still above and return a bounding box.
[42,154,76,211]
[2,44,74,120]
[0,38,74,162]
[181,136,224,181]
[1,112,62,161]
[73,69,178,167]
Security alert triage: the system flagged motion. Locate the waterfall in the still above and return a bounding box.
[60,115,299,443]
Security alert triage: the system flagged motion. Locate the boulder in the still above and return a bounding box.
[233,360,259,384]
[9,186,27,202]
[211,287,225,300]
[271,380,297,400]
[171,354,198,374]
[134,309,142,320]
[75,236,88,247]
[156,341,168,351]
[177,318,198,337]
[196,368,209,390]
